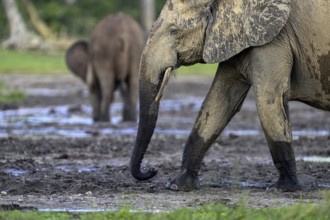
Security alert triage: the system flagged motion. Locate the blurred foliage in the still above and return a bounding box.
[0,49,67,74]
[0,81,25,103]
[0,0,167,40]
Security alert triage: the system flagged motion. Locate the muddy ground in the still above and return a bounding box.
[0,73,329,211]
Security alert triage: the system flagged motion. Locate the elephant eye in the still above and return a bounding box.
[169,27,179,36]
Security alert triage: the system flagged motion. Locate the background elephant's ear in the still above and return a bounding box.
[65,40,89,82]
[203,0,291,63]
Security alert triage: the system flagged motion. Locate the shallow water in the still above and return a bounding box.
[3,168,27,176]
[38,208,165,213]
[300,156,330,163]
[0,100,329,139]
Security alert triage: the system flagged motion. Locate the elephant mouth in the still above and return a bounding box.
[155,67,173,102]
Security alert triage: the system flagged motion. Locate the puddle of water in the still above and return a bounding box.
[224,130,261,136]
[38,208,166,213]
[160,98,203,112]
[293,130,329,137]
[78,166,98,173]
[318,183,330,188]
[239,181,265,188]
[300,156,330,163]
[0,127,92,138]
[0,102,329,138]
[4,168,28,176]
[25,88,75,97]
[56,165,99,173]
[3,165,100,176]
[210,180,266,189]
[1,127,329,139]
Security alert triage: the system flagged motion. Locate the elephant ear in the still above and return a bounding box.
[65,40,89,82]
[203,0,291,63]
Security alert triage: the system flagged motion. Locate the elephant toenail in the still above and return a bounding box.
[170,184,178,190]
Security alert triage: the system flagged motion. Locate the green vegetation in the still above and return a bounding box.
[0,195,329,220]
[0,49,67,74]
[0,0,167,40]
[0,81,25,103]
[0,49,218,76]
[178,63,218,76]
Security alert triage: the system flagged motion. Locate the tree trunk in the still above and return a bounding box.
[141,0,155,34]
[22,0,55,40]
[1,0,51,50]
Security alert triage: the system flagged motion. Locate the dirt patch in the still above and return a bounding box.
[0,73,329,211]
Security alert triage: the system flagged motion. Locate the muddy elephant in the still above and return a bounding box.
[66,13,145,122]
[130,0,330,192]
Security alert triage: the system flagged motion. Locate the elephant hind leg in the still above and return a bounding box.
[120,73,138,122]
[166,63,251,191]
[87,65,102,122]
[89,81,102,122]
[249,44,301,192]
[256,96,301,192]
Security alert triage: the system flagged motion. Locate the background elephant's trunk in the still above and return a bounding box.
[130,56,164,180]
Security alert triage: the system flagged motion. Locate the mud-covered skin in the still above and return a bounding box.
[268,141,301,192]
[66,13,144,122]
[131,0,330,192]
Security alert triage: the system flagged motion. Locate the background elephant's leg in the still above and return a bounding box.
[99,74,115,122]
[249,45,300,192]
[89,83,101,122]
[121,71,138,122]
[166,63,251,191]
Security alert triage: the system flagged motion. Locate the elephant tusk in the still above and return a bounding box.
[155,67,172,102]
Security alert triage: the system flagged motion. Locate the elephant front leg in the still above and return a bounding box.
[98,74,115,122]
[166,64,250,191]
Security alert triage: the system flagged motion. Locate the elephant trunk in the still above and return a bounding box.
[130,53,173,180]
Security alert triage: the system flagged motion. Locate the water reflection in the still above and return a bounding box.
[0,100,329,138]
[4,168,27,176]
[300,156,330,163]
[38,208,165,213]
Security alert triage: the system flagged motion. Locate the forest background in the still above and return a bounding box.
[0,0,167,50]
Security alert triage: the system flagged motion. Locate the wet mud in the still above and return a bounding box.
[0,74,329,211]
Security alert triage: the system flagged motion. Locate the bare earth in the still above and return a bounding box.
[0,73,329,211]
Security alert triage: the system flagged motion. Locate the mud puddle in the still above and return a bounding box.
[0,103,329,139]
[0,74,329,211]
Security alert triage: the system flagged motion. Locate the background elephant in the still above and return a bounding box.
[66,12,145,122]
[130,0,330,192]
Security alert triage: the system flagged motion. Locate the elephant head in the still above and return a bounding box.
[65,40,90,82]
[130,0,291,180]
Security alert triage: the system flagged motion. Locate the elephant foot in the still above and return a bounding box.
[268,177,302,192]
[94,116,110,123]
[123,107,136,122]
[165,171,200,191]
[123,114,136,122]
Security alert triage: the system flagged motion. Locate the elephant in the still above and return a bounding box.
[66,12,145,122]
[130,0,330,192]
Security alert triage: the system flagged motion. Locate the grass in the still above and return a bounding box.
[0,49,216,104]
[0,49,68,74]
[0,49,218,76]
[177,63,218,76]
[0,81,25,103]
[0,193,329,220]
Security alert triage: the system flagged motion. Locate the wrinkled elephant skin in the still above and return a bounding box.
[130,0,330,192]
